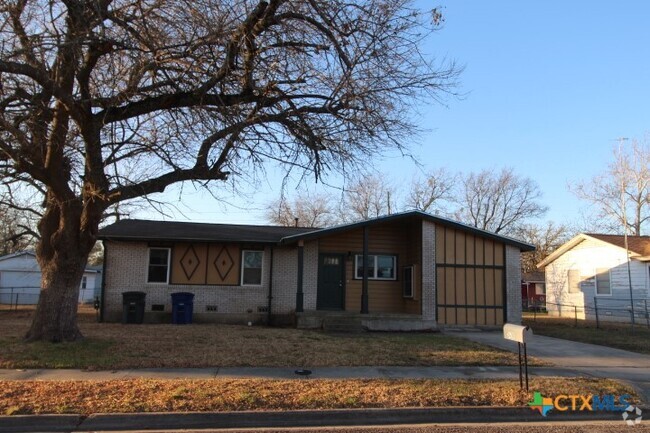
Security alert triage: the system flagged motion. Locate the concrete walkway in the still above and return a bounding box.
[0,365,581,381]
[450,331,650,402]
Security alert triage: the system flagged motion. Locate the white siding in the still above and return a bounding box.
[545,238,648,321]
[0,254,99,304]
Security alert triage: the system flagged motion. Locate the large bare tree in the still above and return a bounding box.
[454,168,548,234]
[0,0,457,341]
[404,168,455,213]
[266,191,336,227]
[340,174,398,222]
[573,138,650,235]
[512,221,572,273]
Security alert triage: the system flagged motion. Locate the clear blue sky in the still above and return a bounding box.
[138,1,650,227]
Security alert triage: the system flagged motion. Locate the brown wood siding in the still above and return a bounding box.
[170,243,208,285]
[318,219,421,314]
[169,243,240,285]
[435,225,505,326]
[207,244,241,285]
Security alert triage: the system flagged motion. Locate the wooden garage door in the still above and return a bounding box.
[435,226,506,326]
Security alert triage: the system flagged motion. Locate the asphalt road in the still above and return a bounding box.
[84,421,650,432]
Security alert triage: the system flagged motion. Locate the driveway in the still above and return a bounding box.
[450,331,650,403]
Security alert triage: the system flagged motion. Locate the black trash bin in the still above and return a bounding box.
[171,292,194,324]
[122,291,146,324]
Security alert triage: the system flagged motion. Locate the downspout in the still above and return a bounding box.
[361,225,369,314]
[99,240,108,322]
[267,246,274,325]
[296,241,304,312]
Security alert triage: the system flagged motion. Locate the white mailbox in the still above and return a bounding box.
[503,323,532,344]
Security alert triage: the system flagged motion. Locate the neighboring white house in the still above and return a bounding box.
[538,234,650,322]
[0,251,102,305]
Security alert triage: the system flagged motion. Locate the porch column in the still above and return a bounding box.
[361,226,369,314]
[296,240,304,312]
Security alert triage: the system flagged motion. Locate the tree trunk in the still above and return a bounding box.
[25,198,97,342]
[25,257,86,342]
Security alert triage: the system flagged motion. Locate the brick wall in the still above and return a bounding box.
[103,241,300,322]
[505,244,523,324]
[421,220,436,321]
[302,240,319,310]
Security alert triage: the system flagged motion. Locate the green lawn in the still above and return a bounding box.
[523,313,650,355]
[0,310,545,369]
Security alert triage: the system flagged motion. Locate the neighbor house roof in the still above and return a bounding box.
[585,234,650,257]
[280,210,535,251]
[0,250,35,262]
[522,271,545,282]
[98,211,535,251]
[98,219,316,244]
[537,233,650,268]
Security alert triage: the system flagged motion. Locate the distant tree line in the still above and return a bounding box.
[267,138,650,270]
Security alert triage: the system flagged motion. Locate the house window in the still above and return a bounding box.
[147,248,170,283]
[403,266,414,298]
[535,283,546,295]
[354,255,397,280]
[241,250,263,286]
[80,276,87,290]
[595,268,611,295]
[567,270,580,294]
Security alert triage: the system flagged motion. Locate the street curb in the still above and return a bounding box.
[2,406,646,433]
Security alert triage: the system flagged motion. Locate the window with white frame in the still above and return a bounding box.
[147,248,170,283]
[567,269,580,294]
[595,268,611,295]
[80,276,87,289]
[241,250,263,285]
[354,254,397,280]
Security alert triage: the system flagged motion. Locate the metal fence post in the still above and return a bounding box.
[629,308,635,331]
[574,305,578,327]
[645,300,649,329]
[594,297,600,329]
[15,292,19,311]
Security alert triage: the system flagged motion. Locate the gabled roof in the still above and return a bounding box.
[280,210,535,251]
[98,211,535,251]
[537,233,650,268]
[0,250,100,272]
[585,234,650,257]
[0,250,35,262]
[98,219,316,244]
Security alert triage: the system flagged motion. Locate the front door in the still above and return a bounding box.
[317,253,345,310]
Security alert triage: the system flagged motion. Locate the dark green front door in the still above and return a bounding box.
[317,253,345,310]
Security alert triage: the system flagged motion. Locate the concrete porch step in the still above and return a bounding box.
[322,317,366,333]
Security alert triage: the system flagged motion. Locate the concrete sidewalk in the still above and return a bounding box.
[450,331,650,402]
[0,365,581,381]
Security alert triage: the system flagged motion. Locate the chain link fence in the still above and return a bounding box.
[0,287,98,311]
[526,297,650,330]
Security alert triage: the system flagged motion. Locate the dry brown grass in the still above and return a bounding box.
[0,377,634,415]
[523,314,650,355]
[0,311,541,369]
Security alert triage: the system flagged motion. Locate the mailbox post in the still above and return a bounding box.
[503,323,532,391]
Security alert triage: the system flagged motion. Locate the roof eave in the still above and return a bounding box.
[280,210,535,251]
[98,235,282,245]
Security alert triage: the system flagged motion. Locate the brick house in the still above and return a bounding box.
[98,211,533,329]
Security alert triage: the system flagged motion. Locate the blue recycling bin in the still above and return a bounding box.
[171,292,194,324]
